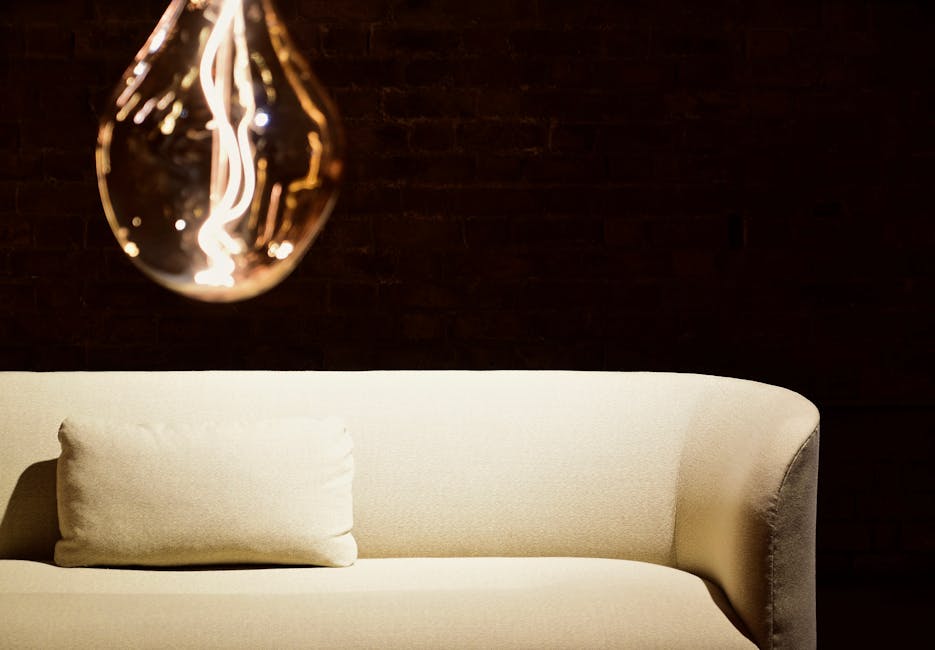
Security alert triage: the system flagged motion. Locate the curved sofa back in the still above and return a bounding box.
[0,370,814,570]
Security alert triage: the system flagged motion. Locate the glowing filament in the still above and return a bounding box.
[194,0,258,288]
[96,0,344,302]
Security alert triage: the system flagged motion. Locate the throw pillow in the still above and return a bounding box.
[54,415,356,568]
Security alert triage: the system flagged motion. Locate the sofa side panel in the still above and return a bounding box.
[673,380,820,649]
[769,426,819,650]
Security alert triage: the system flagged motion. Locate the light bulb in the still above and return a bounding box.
[97,0,343,302]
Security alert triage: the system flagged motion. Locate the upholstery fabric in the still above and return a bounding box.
[54,416,356,567]
[674,382,820,648]
[0,557,756,649]
[0,370,819,649]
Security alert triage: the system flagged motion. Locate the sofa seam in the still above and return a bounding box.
[767,423,819,650]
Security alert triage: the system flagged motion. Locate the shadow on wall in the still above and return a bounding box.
[0,459,58,562]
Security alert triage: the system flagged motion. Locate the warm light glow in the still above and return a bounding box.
[193,0,256,288]
[267,240,293,260]
[96,0,344,302]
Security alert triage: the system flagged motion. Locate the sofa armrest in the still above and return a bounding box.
[674,383,820,650]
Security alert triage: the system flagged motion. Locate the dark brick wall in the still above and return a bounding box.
[1,0,933,589]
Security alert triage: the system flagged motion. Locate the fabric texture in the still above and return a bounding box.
[54,415,356,568]
[0,370,819,649]
[674,381,820,649]
[0,557,756,649]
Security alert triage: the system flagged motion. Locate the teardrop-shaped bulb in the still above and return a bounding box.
[97,0,343,302]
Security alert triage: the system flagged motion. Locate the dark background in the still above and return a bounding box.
[1,0,932,643]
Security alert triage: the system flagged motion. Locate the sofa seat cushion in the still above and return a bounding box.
[1,557,755,648]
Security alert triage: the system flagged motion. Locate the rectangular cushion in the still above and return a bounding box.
[55,415,356,567]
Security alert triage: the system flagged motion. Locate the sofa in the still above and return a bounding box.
[0,370,819,649]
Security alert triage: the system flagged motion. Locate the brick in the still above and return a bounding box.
[509,29,604,58]
[42,150,97,182]
[604,217,643,247]
[450,188,543,216]
[90,312,158,345]
[473,154,526,183]
[383,88,478,119]
[525,153,606,183]
[248,313,316,345]
[0,182,17,214]
[453,311,532,342]
[24,25,74,60]
[85,344,226,370]
[30,215,86,250]
[20,116,97,150]
[379,280,463,310]
[902,523,935,553]
[0,124,19,150]
[333,88,384,120]
[340,185,401,213]
[320,25,370,58]
[237,343,324,370]
[371,28,462,55]
[159,315,251,345]
[84,279,172,311]
[410,154,476,185]
[461,29,513,55]
[0,281,36,310]
[352,153,474,185]
[392,0,538,27]
[74,23,147,61]
[474,89,524,118]
[322,345,377,370]
[404,59,467,87]
[33,345,86,371]
[746,0,821,29]
[512,341,604,369]
[9,1,92,22]
[508,215,604,246]
[376,343,460,369]
[603,30,652,59]
[398,312,447,341]
[13,250,103,279]
[314,58,402,89]
[549,124,594,153]
[297,0,389,21]
[248,279,328,312]
[314,214,373,250]
[0,151,41,180]
[537,0,653,29]
[399,187,457,215]
[747,29,793,58]
[346,121,408,154]
[298,247,391,281]
[459,121,547,152]
[821,2,872,31]
[466,59,551,87]
[329,281,378,312]
[374,215,462,249]
[605,153,674,184]
[654,29,740,59]
[409,121,457,151]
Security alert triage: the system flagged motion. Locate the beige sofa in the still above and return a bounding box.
[0,371,819,649]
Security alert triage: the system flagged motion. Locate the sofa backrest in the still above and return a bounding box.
[0,370,813,567]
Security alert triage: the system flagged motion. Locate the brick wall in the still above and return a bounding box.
[1,1,932,585]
